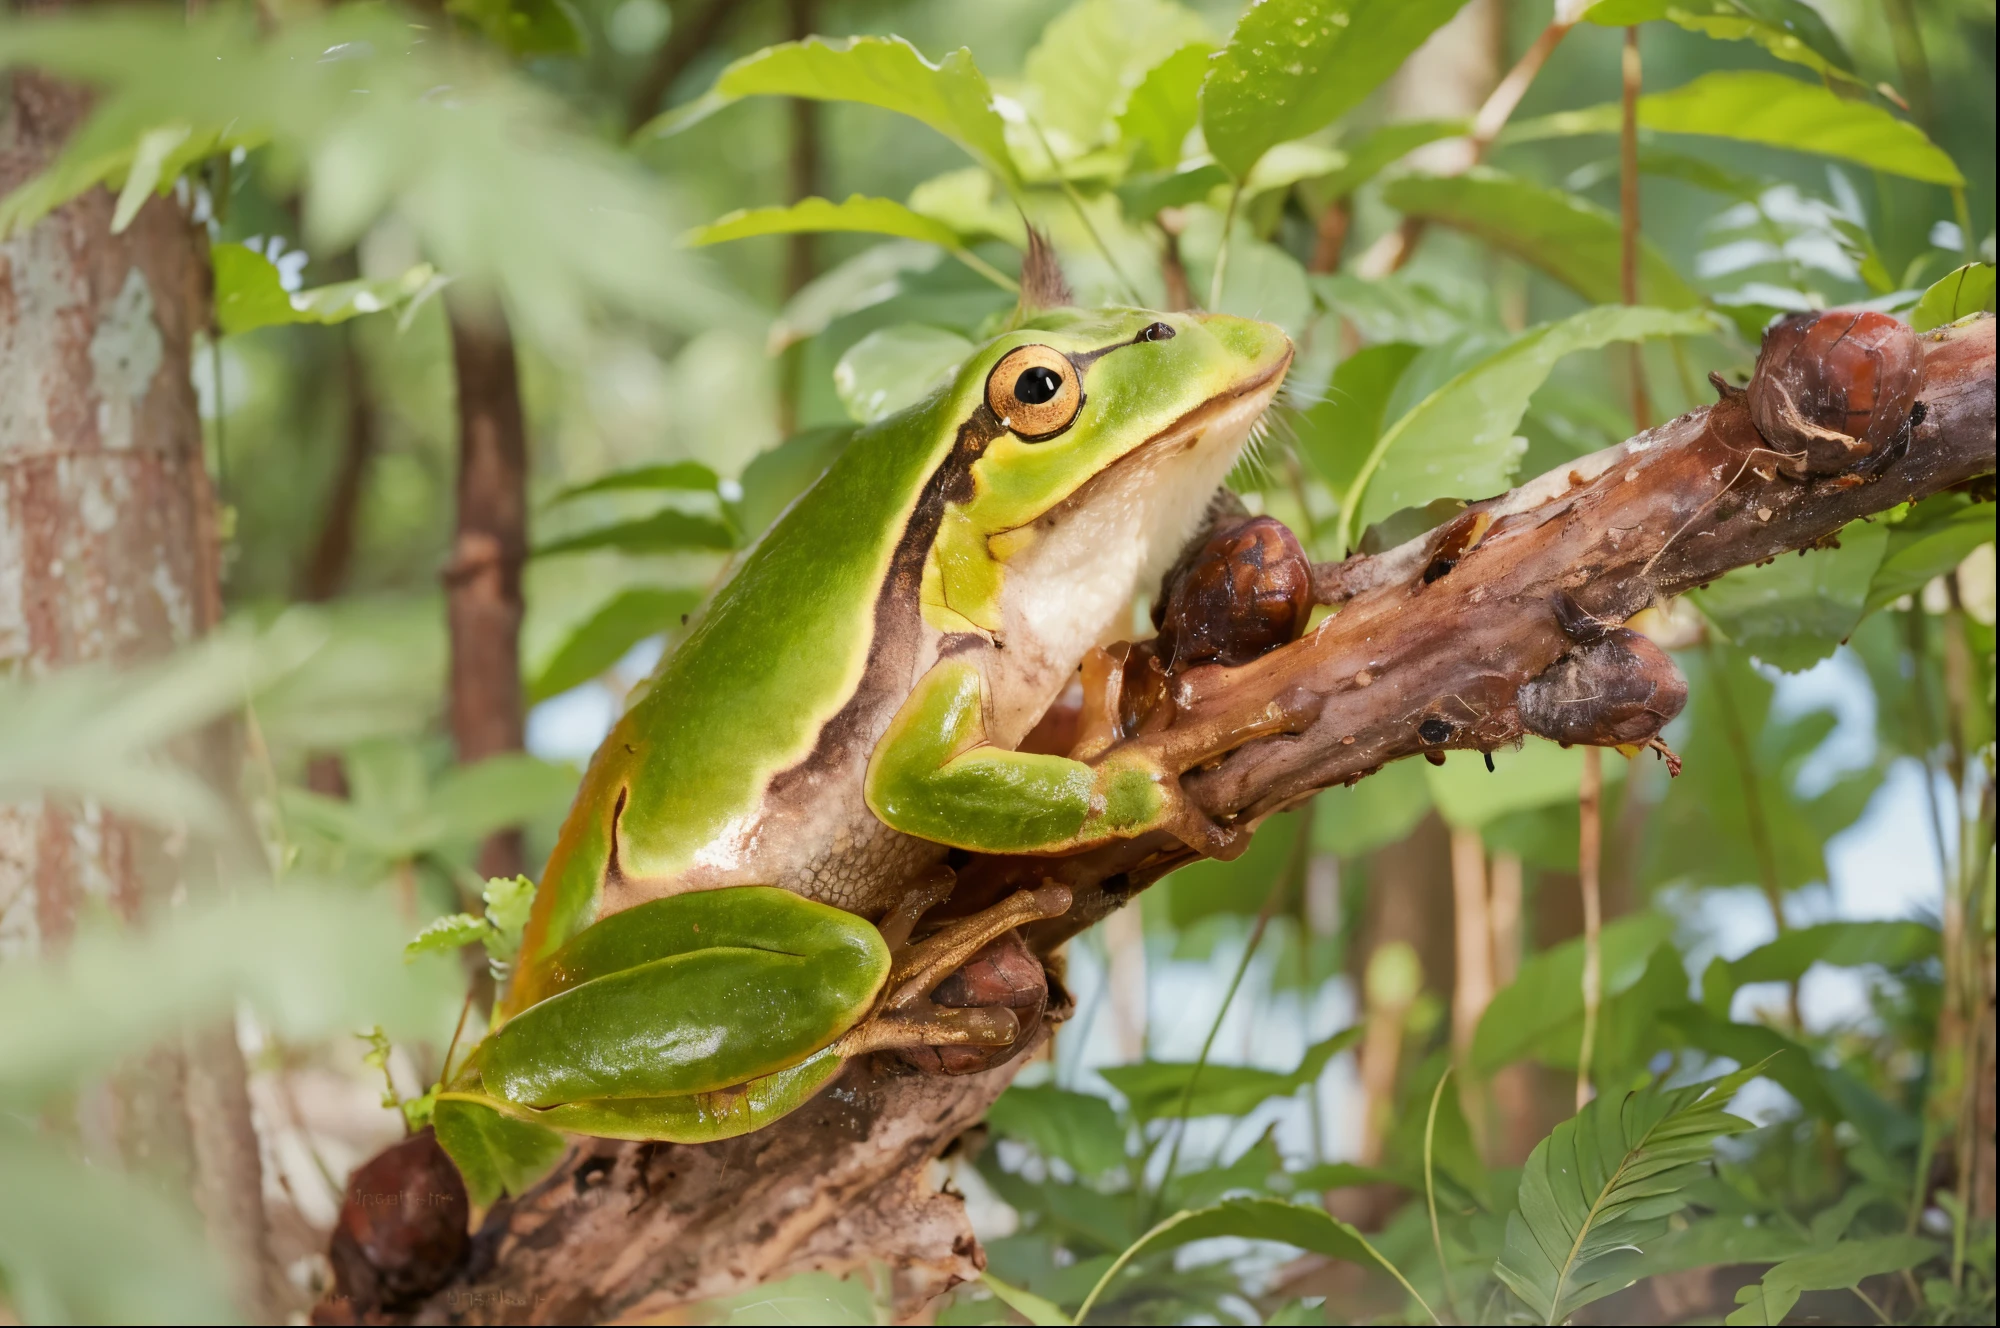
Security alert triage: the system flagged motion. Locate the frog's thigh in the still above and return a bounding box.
[483,891,888,1108]
[864,658,1166,854]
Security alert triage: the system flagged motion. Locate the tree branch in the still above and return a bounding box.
[361,316,1992,1325]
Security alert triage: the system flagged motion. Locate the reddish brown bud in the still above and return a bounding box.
[324,1127,469,1316]
[1518,626,1688,747]
[1156,516,1315,670]
[1749,310,1922,474]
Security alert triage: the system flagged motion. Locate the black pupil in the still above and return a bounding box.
[1014,366,1063,405]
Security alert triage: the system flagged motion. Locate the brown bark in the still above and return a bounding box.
[0,71,272,1315]
[444,297,530,883]
[375,316,1995,1325]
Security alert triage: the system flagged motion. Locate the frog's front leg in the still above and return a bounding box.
[865,655,1316,858]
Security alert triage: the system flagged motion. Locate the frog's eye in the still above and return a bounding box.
[986,344,1083,441]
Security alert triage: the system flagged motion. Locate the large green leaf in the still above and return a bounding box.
[1908,262,1997,332]
[1700,920,1939,1014]
[1864,495,1996,616]
[1471,913,1675,1074]
[1638,71,1963,186]
[833,323,975,423]
[1116,41,1215,171]
[547,461,721,505]
[1340,305,1713,549]
[1692,519,1890,672]
[1293,343,1422,498]
[1200,0,1471,180]
[986,1085,1129,1180]
[1726,1235,1942,1325]
[1022,0,1212,162]
[1298,118,1468,207]
[213,243,438,336]
[652,36,1019,190]
[1424,740,1591,829]
[431,1097,567,1211]
[1495,1064,1761,1325]
[688,194,967,252]
[527,587,701,702]
[1382,170,1701,309]
[534,509,739,558]
[1585,0,1860,87]
[1076,1198,1432,1324]
[1099,1028,1360,1122]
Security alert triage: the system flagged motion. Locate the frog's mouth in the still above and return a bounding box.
[1114,345,1294,476]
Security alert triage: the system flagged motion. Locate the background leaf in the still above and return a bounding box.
[1693,520,1890,671]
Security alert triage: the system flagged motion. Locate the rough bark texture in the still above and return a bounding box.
[444,297,529,882]
[374,319,1994,1325]
[0,71,271,1315]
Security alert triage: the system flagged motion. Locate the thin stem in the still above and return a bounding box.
[1424,1067,1464,1324]
[1578,746,1604,1111]
[1025,115,1144,305]
[1209,182,1242,310]
[1951,188,1976,264]
[439,984,478,1090]
[949,246,1021,293]
[1618,25,1651,431]
[1851,1282,1892,1325]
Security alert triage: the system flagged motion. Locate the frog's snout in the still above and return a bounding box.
[1189,311,1295,387]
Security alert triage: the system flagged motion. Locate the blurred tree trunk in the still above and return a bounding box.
[444,296,529,884]
[0,71,273,1316]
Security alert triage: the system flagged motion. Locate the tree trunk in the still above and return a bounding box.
[0,71,272,1317]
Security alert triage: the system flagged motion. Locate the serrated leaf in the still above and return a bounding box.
[213,242,437,336]
[986,1085,1128,1180]
[1341,305,1713,548]
[406,912,491,957]
[651,35,1019,191]
[1727,1235,1943,1325]
[1099,1028,1360,1122]
[481,874,537,957]
[534,509,740,558]
[1495,1064,1763,1324]
[1908,263,1996,332]
[832,323,974,423]
[1383,169,1701,308]
[688,194,968,251]
[1200,0,1472,180]
[431,1097,566,1211]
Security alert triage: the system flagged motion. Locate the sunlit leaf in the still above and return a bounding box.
[986,1085,1128,1179]
[1585,0,1861,87]
[527,587,701,703]
[431,1097,567,1211]
[548,461,721,505]
[213,242,438,336]
[688,195,968,251]
[1495,1063,1762,1325]
[1907,262,1996,332]
[652,35,1019,190]
[534,509,739,558]
[406,912,490,957]
[1382,169,1701,308]
[1116,41,1214,171]
[1700,920,1939,1014]
[1424,740,1593,828]
[1693,520,1890,671]
[1864,494,1996,616]
[1726,1235,1941,1325]
[1471,913,1675,1073]
[1299,118,1468,207]
[832,323,974,423]
[1200,0,1472,180]
[907,167,1026,247]
[1022,0,1212,163]
[1342,305,1713,548]
[1312,272,1495,346]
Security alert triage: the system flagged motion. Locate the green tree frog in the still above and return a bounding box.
[437,303,1297,1151]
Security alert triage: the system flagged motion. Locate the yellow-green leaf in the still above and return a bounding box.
[687,194,966,251]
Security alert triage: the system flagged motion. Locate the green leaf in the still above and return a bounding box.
[481,873,537,958]
[1865,495,1996,616]
[445,0,585,58]
[1471,913,1675,1074]
[1300,118,1469,206]
[1586,0,1860,87]
[652,36,1019,191]
[1311,757,1433,858]
[1702,920,1939,1014]
[1693,520,1890,671]
[1658,1007,1845,1122]
[1200,0,1472,180]
[548,461,720,505]
[431,1097,567,1211]
[426,754,577,845]
[213,242,439,336]
[1908,262,1997,332]
[0,1123,237,1324]
[111,122,192,232]
[981,1271,1073,1327]
[1022,0,1213,163]
[1341,305,1713,548]
[1494,1063,1762,1325]
[0,886,456,1101]
[1099,1027,1360,1122]
[833,323,975,423]
[1424,740,1592,829]
[527,587,701,703]
[1163,808,1309,926]
[1638,71,1963,186]
[735,427,856,542]
[1114,162,1230,221]
[688,195,969,252]
[986,1085,1128,1179]
[694,1271,886,1324]
[907,168,1027,248]
[1076,1198,1432,1324]
[1116,41,1215,171]
[534,509,740,558]
[1727,1236,1942,1325]
[407,912,491,957]
[1312,271,1493,346]
[1382,169,1701,309]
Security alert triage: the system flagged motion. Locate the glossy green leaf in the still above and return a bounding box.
[652,36,1018,190]
[1382,169,1701,309]
[1865,495,1996,615]
[1424,740,1591,829]
[1908,262,1996,332]
[1585,0,1860,87]
[1200,0,1471,180]
[689,195,968,251]
[446,0,585,57]
[1022,0,1212,162]
[534,509,739,558]
[549,462,721,505]
[1116,41,1215,171]
[214,242,439,336]
[1495,1064,1761,1325]
[1727,1235,1941,1325]
[1342,305,1712,548]
[986,1085,1128,1179]
[1295,343,1426,499]
[833,323,975,423]
[527,587,701,703]
[432,1097,567,1211]
[981,1272,1073,1327]
[1638,71,1963,186]
[1693,520,1889,671]
[1099,1027,1359,1122]
[1701,920,1939,1014]
[1471,913,1675,1073]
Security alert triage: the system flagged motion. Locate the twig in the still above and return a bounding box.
[1424,1067,1463,1323]
[1619,25,1651,431]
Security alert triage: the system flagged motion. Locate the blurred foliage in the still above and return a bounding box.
[0,0,1994,1322]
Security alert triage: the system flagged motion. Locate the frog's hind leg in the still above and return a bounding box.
[836,884,1071,1057]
